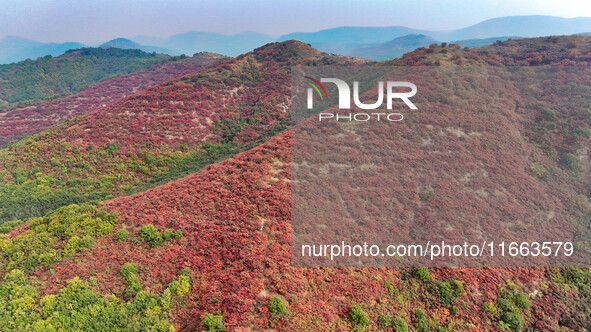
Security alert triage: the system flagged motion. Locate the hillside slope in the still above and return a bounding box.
[1,129,586,330]
[0,52,225,147]
[1,37,591,331]
[0,41,363,222]
[0,48,172,110]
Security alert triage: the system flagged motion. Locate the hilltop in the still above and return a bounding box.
[393,35,591,66]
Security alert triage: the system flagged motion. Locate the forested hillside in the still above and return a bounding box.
[0,38,591,331]
[0,48,172,109]
[0,42,362,222]
[0,52,225,147]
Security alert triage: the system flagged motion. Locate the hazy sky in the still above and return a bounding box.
[1,0,591,44]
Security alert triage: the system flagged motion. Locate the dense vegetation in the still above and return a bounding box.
[0,41,358,223]
[0,52,224,147]
[0,203,188,330]
[0,48,169,109]
[1,38,591,330]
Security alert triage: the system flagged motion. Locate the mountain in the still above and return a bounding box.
[0,41,363,222]
[0,36,84,64]
[0,47,172,110]
[394,34,591,67]
[278,15,591,56]
[453,36,517,48]
[0,52,225,147]
[281,26,424,45]
[447,15,591,40]
[133,31,276,56]
[348,35,519,61]
[279,26,428,55]
[100,38,178,55]
[348,34,438,60]
[2,37,591,330]
[4,15,591,65]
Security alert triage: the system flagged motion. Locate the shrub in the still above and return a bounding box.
[168,280,180,295]
[384,281,395,295]
[574,127,591,139]
[120,263,138,279]
[349,305,370,326]
[378,313,392,328]
[482,302,497,315]
[0,219,23,233]
[497,298,513,312]
[415,308,426,319]
[39,294,57,316]
[414,267,430,280]
[562,154,580,172]
[500,311,524,331]
[202,313,224,331]
[162,228,173,241]
[138,225,179,246]
[62,236,79,255]
[392,317,409,332]
[168,275,190,296]
[543,109,556,121]
[115,229,129,241]
[139,224,163,247]
[79,235,93,249]
[451,279,464,297]
[513,292,530,310]
[176,275,190,296]
[529,162,547,176]
[126,274,142,296]
[437,281,454,305]
[268,296,287,314]
[37,250,57,266]
[419,186,434,201]
[414,309,429,332]
[160,288,172,310]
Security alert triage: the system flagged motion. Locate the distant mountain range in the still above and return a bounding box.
[348,34,438,60]
[280,15,591,57]
[3,15,591,64]
[133,31,275,57]
[0,36,84,64]
[347,35,519,60]
[99,38,178,55]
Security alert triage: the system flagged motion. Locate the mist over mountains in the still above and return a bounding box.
[0,36,84,64]
[3,15,591,64]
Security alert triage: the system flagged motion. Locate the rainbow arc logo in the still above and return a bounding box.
[304,76,328,100]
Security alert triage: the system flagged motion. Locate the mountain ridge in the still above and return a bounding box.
[100,38,179,55]
[4,15,591,64]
